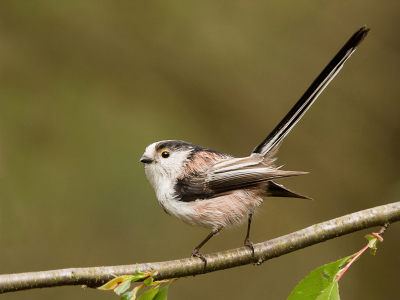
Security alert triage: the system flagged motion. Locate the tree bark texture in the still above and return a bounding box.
[0,201,399,294]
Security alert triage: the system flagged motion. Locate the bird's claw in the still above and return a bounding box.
[244,239,255,257]
[191,250,208,267]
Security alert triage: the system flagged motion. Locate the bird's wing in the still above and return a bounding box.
[205,154,306,195]
[174,155,258,202]
[175,154,309,201]
[252,26,370,157]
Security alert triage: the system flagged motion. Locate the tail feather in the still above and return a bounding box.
[253,26,370,157]
[267,180,312,200]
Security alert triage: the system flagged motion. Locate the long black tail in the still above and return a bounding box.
[253,26,370,156]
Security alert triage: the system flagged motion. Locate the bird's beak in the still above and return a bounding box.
[140,156,154,164]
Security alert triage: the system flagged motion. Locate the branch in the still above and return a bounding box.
[1,201,399,294]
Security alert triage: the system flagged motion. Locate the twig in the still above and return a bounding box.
[0,201,399,294]
[336,223,389,282]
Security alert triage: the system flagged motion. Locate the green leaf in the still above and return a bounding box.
[122,290,135,300]
[135,265,146,275]
[137,287,160,300]
[366,236,379,255]
[130,274,149,282]
[287,257,349,300]
[122,286,141,300]
[143,277,154,286]
[153,285,169,300]
[315,281,339,300]
[98,277,130,290]
[365,234,375,241]
[115,280,131,295]
[367,238,377,248]
[149,270,159,277]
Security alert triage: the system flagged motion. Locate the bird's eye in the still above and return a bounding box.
[161,150,170,158]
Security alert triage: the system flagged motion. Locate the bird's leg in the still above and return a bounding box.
[244,213,255,256]
[191,228,221,267]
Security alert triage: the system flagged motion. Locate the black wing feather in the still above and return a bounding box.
[175,175,215,202]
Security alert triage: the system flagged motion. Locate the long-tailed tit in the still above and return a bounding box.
[140,26,369,266]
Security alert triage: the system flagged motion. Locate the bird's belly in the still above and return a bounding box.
[161,190,263,230]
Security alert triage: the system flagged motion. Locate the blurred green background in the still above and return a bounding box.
[1,1,399,299]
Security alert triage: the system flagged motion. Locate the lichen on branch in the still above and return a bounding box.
[0,201,399,294]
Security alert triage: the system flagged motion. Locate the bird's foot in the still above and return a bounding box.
[191,249,208,267]
[244,239,255,257]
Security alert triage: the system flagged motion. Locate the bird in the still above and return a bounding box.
[140,26,370,266]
